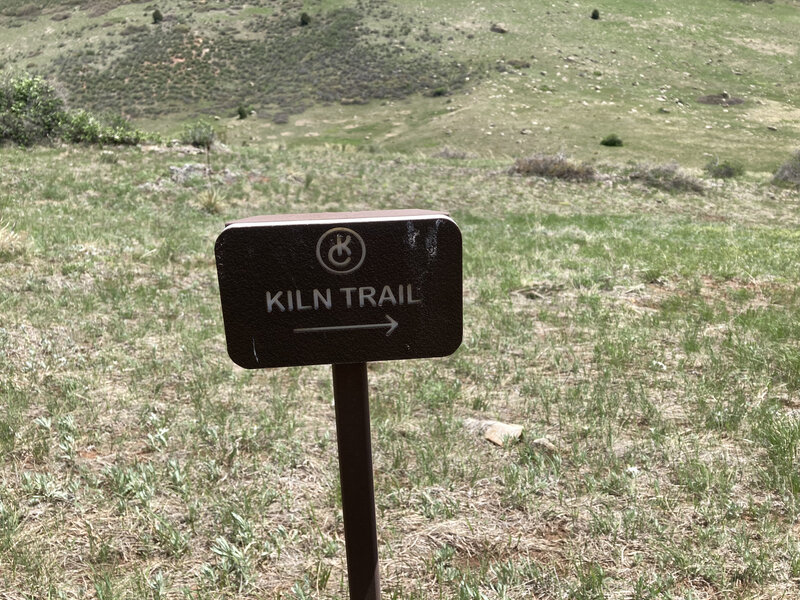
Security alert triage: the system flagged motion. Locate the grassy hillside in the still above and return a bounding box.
[1,0,798,167]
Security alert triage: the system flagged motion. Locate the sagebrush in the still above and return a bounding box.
[629,162,705,193]
[772,150,800,188]
[509,153,596,182]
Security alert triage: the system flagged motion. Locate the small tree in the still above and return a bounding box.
[152,9,163,24]
[591,9,600,20]
[300,12,311,26]
[237,104,248,120]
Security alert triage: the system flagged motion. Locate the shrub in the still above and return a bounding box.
[152,9,163,24]
[300,12,311,26]
[0,75,148,146]
[237,104,248,120]
[600,133,623,147]
[64,110,102,143]
[0,75,67,145]
[772,150,800,188]
[509,154,596,182]
[591,9,600,19]
[629,163,705,193]
[181,120,216,151]
[64,111,146,145]
[704,158,745,179]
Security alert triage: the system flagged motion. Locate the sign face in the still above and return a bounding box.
[215,210,462,368]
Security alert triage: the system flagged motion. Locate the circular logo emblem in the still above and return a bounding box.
[316,227,366,275]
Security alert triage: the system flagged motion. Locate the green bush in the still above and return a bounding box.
[152,9,163,24]
[300,12,311,26]
[704,158,745,179]
[181,120,216,150]
[237,104,249,120]
[64,110,102,143]
[772,150,800,188]
[600,133,623,147]
[0,75,67,145]
[509,154,596,182]
[0,75,148,146]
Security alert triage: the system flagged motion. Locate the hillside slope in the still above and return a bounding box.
[1,0,798,167]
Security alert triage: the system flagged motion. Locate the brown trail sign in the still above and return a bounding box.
[215,210,463,599]
[215,210,462,368]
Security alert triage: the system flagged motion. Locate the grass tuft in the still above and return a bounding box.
[0,221,28,260]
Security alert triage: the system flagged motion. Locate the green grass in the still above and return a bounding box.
[1,143,800,597]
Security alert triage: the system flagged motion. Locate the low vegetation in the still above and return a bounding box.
[509,153,596,182]
[600,133,623,147]
[181,120,217,151]
[0,75,148,146]
[705,157,746,179]
[772,150,800,188]
[628,162,705,193]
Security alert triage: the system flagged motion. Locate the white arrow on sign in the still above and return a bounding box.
[294,315,399,336]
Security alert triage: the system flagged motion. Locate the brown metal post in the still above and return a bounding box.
[332,362,381,600]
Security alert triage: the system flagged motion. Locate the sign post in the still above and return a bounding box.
[333,362,380,599]
[215,210,462,598]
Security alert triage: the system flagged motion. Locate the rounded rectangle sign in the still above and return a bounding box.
[215,210,462,368]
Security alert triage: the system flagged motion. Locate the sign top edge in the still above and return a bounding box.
[224,209,450,228]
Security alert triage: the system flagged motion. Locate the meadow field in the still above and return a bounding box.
[2,0,800,598]
[2,142,800,599]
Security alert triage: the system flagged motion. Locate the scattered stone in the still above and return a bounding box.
[490,23,508,34]
[485,422,524,446]
[137,181,166,193]
[463,418,524,447]
[520,129,532,135]
[531,437,557,454]
[767,125,778,131]
[166,163,242,185]
[169,163,209,183]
